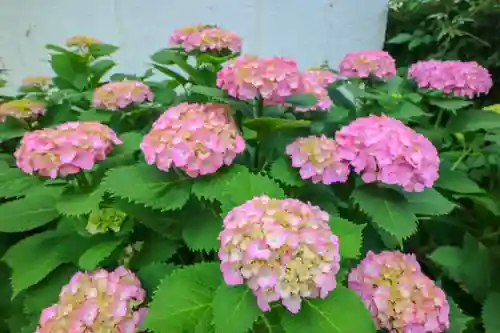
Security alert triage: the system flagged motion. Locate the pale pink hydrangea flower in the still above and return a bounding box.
[335,114,439,192]
[15,121,121,178]
[141,102,245,177]
[93,80,154,110]
[339,50,396,79]
[35,267,147,333]
[408,60,493,98]
[285,135,350,184]
[170,25,242,53]
[219,196,341,313]
[295,69,339,112]
[0,99,46,122]
[348,251,450,333]
[216,55,303,104]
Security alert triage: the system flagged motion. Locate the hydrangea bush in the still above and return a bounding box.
[0,25,499,333]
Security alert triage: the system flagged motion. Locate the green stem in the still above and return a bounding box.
[75,173,91,189]
[434,109,444,128]
[256,95,264,118]
[451,147,472,171]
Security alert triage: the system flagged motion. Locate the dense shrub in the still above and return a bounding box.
[0,24,499,333]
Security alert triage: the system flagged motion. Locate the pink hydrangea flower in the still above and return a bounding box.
[35,267,147,333]
[15,121,121,178]
[170,25,242,53]
[0,99,46,122]
[216,55,303,104]
[295,69,338,112]
[218,196,341,313]
[285,135,350,184]
[141,103,245,177]
[408,60,493,98]
[93,80,154,110]
[21,76,52,89]
[339,50,396,79]
[348,251,450,333]
[335,114,439,192]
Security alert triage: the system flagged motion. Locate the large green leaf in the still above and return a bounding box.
[428,98,472,111]
[88,43,119,58]
[56,185,105,216]
[0,167,41,198]
[78,238,123,270]
[103,163,191,211]
[192,165,247,202]
[144,263,223,333]
[483,292,500,333]
[269,157,303,187]
[447,109,500,132]
[50,53,88,90]
[428,246,463,282]
[182,209,221,252]
[137,262,176,295]
[244,117,311,135]
[281,286,376,333]
[212,285,261,333]
[448,298,471,333]
[286,94,318,107]
[351,185,417,242]
[329,217,365,259]
[403,188,456,215]
[435,169,483,194]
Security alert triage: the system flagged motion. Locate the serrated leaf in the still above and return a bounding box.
[56,186,105,216]
[192,165,248,202]
[129,233,180,269]
[428,246,463,282]
[281,286,376,333]
[483,292,500,333]
[182,209,221,252]
[329,217,365,259]
[351,185,417,242]
[0,190,62,232]
[144,263,223,333]
[213,284,261,333]
[447,109,500,132]
[0,167,41,198]
[448,298,471,333]
[112,131,143,156]
[78,108,113,122]
[394,102,427,121]
[195,308,215,333]
[103,163,191,211]
[269,157,303,186]
[403,188,456,215]
[78,238,123,270]
[137,262,176,295]
[461,234,492,301]
[435,169,483,194]
[2,231,71,298]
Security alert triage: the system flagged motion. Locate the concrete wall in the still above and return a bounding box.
[0,0,389,93]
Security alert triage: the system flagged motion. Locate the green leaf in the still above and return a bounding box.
[461,234,492,301]
[387,33,413,44]
[393,102,427,120]
[0,118,28,140]
[113,131,143,155]
[88,43,119,57]
[190,85,227,99]
[144,263,223,333]
[329,217,365,259]
[435,169,483,194]
[182,209,221,252]
[244,117,311,135]
[90,59,115,83]
[103,163,191,211]
[78,108,113,122]
[281,286,376,333]
[351,185,417,242]
[428,98,472,111]
[153,64,188,84]
[428,246,463,282]
[78,238,123,270]
[192,165,248,202]
[212,284,261,333]
[448,298,471,333]
[447,109,500,132]
[286,93,318,107]
[269,157,303,187]
[0,190,62,232]
[0,167,41,198]
[2,231,71,298]
[483,292,500,333]
[56,186,105,216]
[151,49,188,65]
[327,86,356,111]
[50,53,88,90]
[403,188,456,216]
[137,262,176,295]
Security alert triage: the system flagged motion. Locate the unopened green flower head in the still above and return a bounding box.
[86,208,127,234]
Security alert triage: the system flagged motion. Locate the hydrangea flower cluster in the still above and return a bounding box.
[15,121,121,178]
[217,55,303,104]
[141,103,245,177]
[170,25,242,53]
[348,251,450,333]
[86,208,128,235]
[285,135,350,184]
[35,267,147,333]
[0,99,46,122]
[335,114,439,192]
[66,35,101,48]
[296,69,338,112]
[21,75,52,89]
[218,196,341,313]
[339,50,396,80]
[93,80,154,110]
[408,60,493,98]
